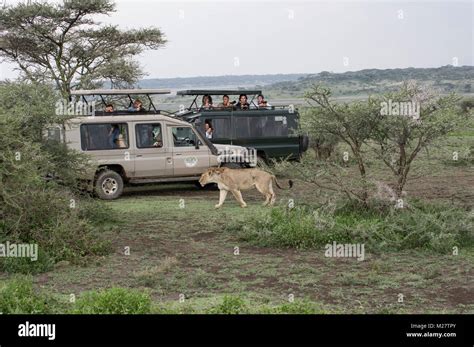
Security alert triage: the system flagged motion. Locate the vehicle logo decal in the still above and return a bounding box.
[184,156,198,167]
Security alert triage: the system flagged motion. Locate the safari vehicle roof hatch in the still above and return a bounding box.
[177,89,262,110]
[70,89,172,115]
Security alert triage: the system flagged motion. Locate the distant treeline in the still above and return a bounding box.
[268,65,474,97]
[139,66,473,97]
[138,74,307,89]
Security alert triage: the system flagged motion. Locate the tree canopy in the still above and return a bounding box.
[0,0,166,98]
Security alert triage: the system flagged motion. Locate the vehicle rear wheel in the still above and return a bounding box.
[95,170,124,200]
[300,134,309,153]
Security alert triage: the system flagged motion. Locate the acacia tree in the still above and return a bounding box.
[285,83,465,207]
[303,85,382,203]
[370,82,463,197]
[0,0,166,98]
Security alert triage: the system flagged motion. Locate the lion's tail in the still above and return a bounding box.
[272,175,293,190]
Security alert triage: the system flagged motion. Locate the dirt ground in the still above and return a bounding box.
[31,165,474,313]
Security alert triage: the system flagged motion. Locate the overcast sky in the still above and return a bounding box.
[1,0,473,79]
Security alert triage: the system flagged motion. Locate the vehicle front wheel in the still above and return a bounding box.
[94,170,124,200]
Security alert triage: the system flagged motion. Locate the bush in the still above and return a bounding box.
[73,288,152,314]
[228,205,354,249]
[0,276,60,314]
[228,200,474,253]
[0,82,114,274]
[0,248,54,275]
[206,295,248,314]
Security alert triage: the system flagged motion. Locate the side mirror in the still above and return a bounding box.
[194,136,200,149]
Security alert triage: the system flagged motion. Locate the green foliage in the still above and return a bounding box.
[372,83,463,194]
[157,296,330,314]
[295,83,466,203]
[228,201,473,253]
[0,276,60,314]
[0,82,113,274]
[0,0,167,96]
[0,249,54,275]
[300,108,339,159]
[73,288,152,314]
[229,206,339,249]
[0,82,58,141]
[206,295,248,314]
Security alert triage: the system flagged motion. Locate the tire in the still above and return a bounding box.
[222,162,242,169]
[300,134,309,153]
[194,181,218,190]
[94,170,124,200]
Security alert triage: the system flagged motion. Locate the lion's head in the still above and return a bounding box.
[199,167,225,186]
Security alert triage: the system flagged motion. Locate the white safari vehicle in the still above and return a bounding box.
[46,89,256,199]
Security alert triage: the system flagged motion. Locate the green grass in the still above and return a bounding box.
[227,200,474,253]
[73,287,152,314]
[1,159,473,314]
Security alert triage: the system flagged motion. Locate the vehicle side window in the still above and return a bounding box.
[80,123,129,150]
[201,118,231,139]
[233,115,289,138]
[136,123,163,148]
[262,116,289,137]
[171,127,199,147]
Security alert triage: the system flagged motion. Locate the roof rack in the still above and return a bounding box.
[71,89,171,96]
[70,89,171,114]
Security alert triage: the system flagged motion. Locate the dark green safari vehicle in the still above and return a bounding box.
[175,90,309,162]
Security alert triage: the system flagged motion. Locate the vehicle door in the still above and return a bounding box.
[168,125,211,176]
[133,122,173,178]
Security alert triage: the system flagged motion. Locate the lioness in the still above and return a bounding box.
[199,167,293,208]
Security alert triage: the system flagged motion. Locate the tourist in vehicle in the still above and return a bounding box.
[257,94,272,109]
[108,124,120,148]
[205,121,214,139]
[201,95,213,110]
[128,99,145,112]
[105,103,114,113]
[235,94,249,110]
[152,125,162,147]
[218,94,233,109]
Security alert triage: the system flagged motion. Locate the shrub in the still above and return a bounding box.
[0,82,114,274]
[0,276,60,314]
[0,248,54,275]
[228,200,473,253]
[206,295,248,314]
[72,288,152,314]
